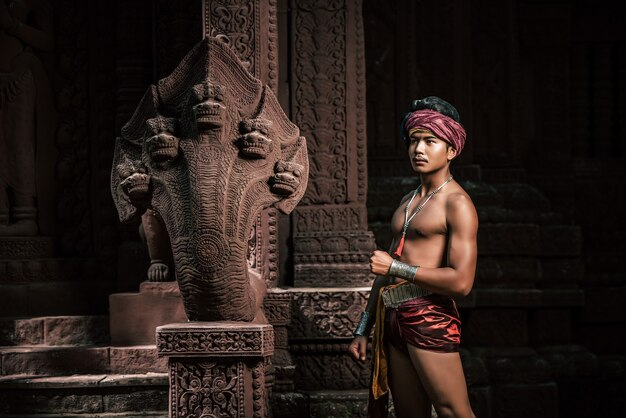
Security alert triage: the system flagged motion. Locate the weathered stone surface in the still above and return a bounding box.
[0,284,28,316]
[0,374,169,415]
[13,318,44,345]
[291,343,370,391]
[474,256,539,285]
[540,258,585,283]
[493,383,558,418]
[103,389,168,412]
[99,373,169,387]
[0,373,167,388]
[582,287,626,323]
[274,326,289,349]
[109,282,187,346]
[0,237,54,259]
[537,345,598,378]
[272,392,308,418]
[110,346,167,374]
[471,347,552,384]
[459,289,541,308]
[0,258,87,283]
[0,390,103,414]
[493,183,551,212]
[462,309,528,346]
[529,309,572,344]
[308,390,369,418]
[44,316,109,346]
[539,289,584,307]
[540,225,582,257]
[0,347,110,376]
[264,288,292,326]
[16,318,44,345]
[468,386,492,418]
[289,288,368,340]
[460,349,489,386]
[477,224,540,256]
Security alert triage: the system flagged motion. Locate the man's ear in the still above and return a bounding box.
[447,146,457,161]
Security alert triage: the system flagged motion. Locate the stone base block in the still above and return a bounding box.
[157,322,274,418]
[109,281,187,346]
[0,315,109,346]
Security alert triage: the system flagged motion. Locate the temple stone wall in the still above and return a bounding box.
[0,0,625,417]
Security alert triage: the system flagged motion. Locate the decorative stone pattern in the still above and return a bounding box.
[291,0,348,205]
[290,0,375,287]
[157,323,274,357]
[289,289,369,339]
[159,322,273,418]
[292,205,376,286]
[170,359,245,417]
[111,37,307,322]
[291,343,370,391]
[264,290,292,326]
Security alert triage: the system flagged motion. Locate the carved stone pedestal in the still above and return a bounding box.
[157,322,274,418]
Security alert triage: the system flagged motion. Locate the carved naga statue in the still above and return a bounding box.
[111,37,308,322]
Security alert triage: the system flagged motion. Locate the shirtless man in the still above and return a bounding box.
[349,97,478,418]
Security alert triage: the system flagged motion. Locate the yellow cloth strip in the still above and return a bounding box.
[371,281,408,399]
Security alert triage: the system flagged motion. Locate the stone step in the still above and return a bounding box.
[0,237,54,259]
[0,257,93,283]
[0,345,167,376]
[0,315,109,346]
[0,281,116,317]
[0,414,167,418]
[0,373,168,416]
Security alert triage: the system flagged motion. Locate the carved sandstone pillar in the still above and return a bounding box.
[157,322,274,418]
[203,0,281,288]
[290,0,375,287]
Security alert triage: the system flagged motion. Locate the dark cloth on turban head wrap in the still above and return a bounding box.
[402,109,467,155]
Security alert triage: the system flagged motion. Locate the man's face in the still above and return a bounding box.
[407,129,456,173]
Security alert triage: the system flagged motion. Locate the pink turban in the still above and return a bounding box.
[403,109,466,155]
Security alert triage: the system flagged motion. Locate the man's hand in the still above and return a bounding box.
[369,249,393,276]
[348,336,368,362]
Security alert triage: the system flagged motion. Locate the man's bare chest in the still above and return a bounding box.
[390,197,448,239]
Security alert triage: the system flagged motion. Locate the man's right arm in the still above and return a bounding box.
[349,239,395,362]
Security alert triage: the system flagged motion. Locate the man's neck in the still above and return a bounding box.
[418,168,452,196]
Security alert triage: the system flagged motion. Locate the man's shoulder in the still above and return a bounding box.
[444,188,478,222]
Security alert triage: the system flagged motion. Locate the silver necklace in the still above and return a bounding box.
[393,175,453,257]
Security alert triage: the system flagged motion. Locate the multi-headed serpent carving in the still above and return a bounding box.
[111,37,308,321]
